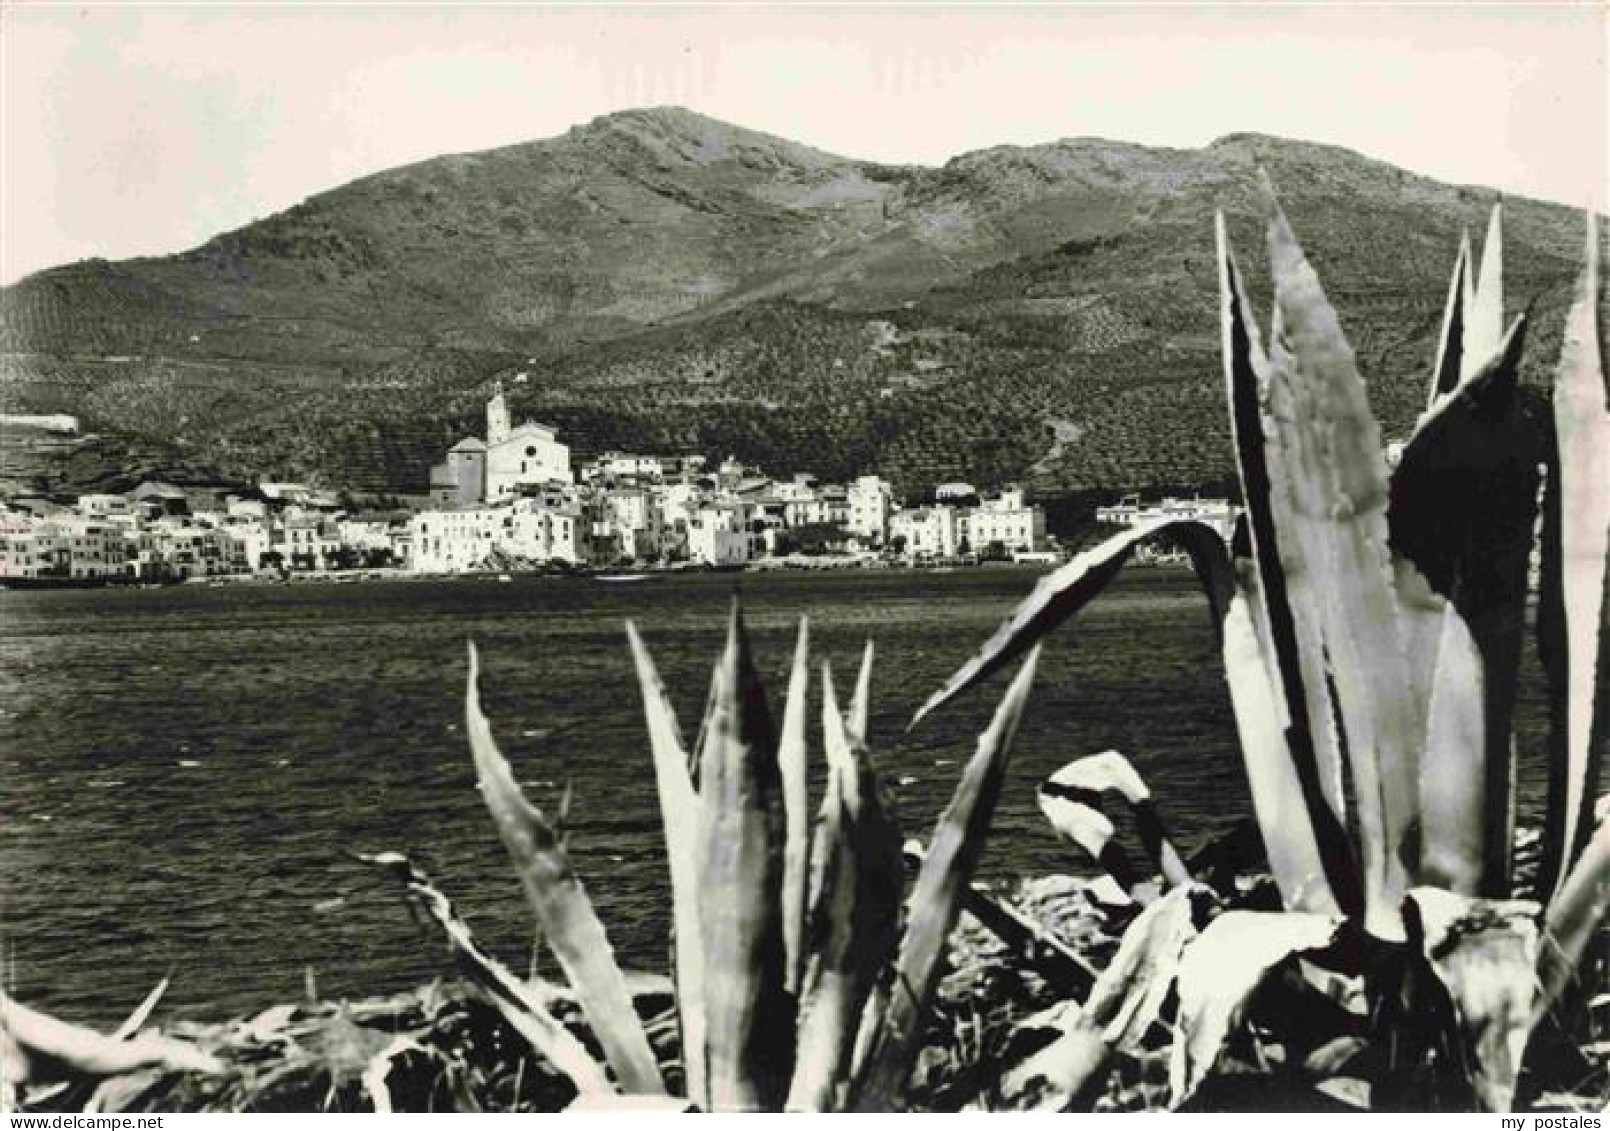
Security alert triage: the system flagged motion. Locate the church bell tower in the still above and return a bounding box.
[487,380,511,445]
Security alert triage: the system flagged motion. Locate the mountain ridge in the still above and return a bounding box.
[2,108,1602,503]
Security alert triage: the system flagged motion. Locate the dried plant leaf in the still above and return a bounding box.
[113,980,169,1042]
[465,642,664,1095]
[1086,884,1204,1051]
[361,851,614,1095]
[624,621,708,1103]
[911,519,1229,729]
[1169,909,1341,1106]
[854,648,1040,1109]
[1405,887,1540,1112]
[1039,750,1190,888]
[0,995,222,1088]
[696,603,793,1111]
[787,665,903,1112]
[1538,214,1610,900]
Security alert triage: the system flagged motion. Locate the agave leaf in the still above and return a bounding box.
[1169,909,1342,1106]
[1464,204,1506,383]
[1217,218,1358,915]
[1038,774,1137,893]
[1088,884,1206,1051]
[1405,887,1540,1112]
[1538,214,1610,900]
[1221,568,1344,916]
[112,980,169,1042]
[1261,183,1424,940]
[0,995,221,1088]
[624,622,708,1103]
[997,1002,1109,1112]
[1427,233,1472,410]
[464,642,664,1095]
[1536,812,1610,1023]
[697,602,793,1111]
[853,647,1041,1109]
[848,639,874,745]
[1039,750,1190,889]
[1391,317,1544,895]
[778,617,812,999]
[999,885,1206,1112]
[566,1094,701,1112]
[912,519,1229,728]
[787,665,904,1112]
[903,841,1099,993]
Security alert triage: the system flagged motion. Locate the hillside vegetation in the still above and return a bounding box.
[2,108,1601,499]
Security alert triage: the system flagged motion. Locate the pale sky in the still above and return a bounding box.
[2,2,1606,284]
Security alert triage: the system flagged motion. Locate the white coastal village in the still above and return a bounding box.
[0,388,1237,584]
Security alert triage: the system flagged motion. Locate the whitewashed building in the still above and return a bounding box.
[968,488,1046,553]
[688,506,754,566]
[891,505,960,559]
[846,475,894,544]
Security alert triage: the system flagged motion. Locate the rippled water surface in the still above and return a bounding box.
[0,568,1551,1028]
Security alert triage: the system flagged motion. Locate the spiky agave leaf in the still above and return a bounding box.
[1221,544,1345,917]
[853,647,1041,1109]
[1464,204,1506,384]
[1426,232,1472,410]
[464,642,665,1096]
[786,665,903,1112]
[999,884,1209,1111]
[360,850,615,1095]
[1537,214,1610,900]
[1169,909,1342,1106]
[624,622,708,1102]
[778,617,812,998]
[1218,219,1358,917]
[696,603,793,1111]
[1391,317,1544,895]
[1403,887,1540,1112]
[1038,751,1190,890]
[1535,811,1610,1024]
[911,520,1230,728]
[1260,181,1425,940]
[0,995,222,1095]
[848,639,874,746]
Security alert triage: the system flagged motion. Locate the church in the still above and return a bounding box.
[428,384,571,506]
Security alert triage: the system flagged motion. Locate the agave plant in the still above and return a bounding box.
[456,605,1042,1111]
[916,183,1608,1111]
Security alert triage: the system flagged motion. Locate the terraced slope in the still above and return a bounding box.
[2,108,1602,500]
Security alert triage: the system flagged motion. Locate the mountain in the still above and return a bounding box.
[2,107,1602,503]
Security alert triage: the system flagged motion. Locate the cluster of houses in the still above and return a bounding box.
[0,386,1056,583]
[410,385,1050,573]
[0,481,405,583]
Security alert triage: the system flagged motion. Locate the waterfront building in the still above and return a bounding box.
[1095,494,1237,541]
[846,475,894,545]
[968,488,1046,554]
[891,505,961,559]
[687,505,755,566]
[408,496,581,574]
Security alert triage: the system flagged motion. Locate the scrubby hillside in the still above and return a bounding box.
[2,109,1600,499]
